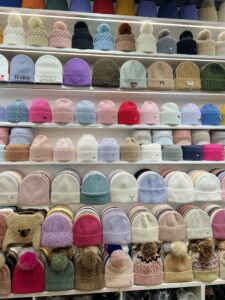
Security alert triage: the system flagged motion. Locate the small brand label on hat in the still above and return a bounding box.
[101,80,110,86]
[160,81,165,85]
[130,82,137,88]
[187,81,194,86]
[0,74,5,81]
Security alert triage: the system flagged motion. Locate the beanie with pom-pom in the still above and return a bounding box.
[115,23,136,52]
[49,21,72,48]
[26,17,48,47]
[177,30,197,55]
[70,0,91,13]
[137,0,157,17]
[46,0,68,10]
[0,252,11,296]
[137,23,156,53]
[22,0,45,9]
[157,29,177,54]
[3,14,25,45]
[93,0,114,14]
[199,0,218,22]
[197,30,216,56]
[216,31,225,56]
[72,21,93,50]
[94,23,114,51]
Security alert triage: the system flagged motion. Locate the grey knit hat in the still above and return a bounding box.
[157,29,177,54]
[162,145,183,161]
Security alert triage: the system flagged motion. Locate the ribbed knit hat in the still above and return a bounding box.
[22,0,45,8]
[179,0,198,20]
[49,21,72,48]
[0,54,9,82]
[75,100,96,124]
[201,63,225,91]
[70,0,91,12]
[181,103,201,125]
[98,138,120,162]
[72,21,93,50]
[10,55,35,83]
[141,143,162,161]
[0,252,10,296]
[29,135,53,161]
[120,60,146,89]
[115,0,135,15]
[52,98,74,124]
[77,135,98,162]
[201,104,221,125]
[199,0,218,22]
[192,130,210,145]
[157,29,177,54]
[131,130,152,145]
[35,55,63,84]
[158,0,178,18]
[46,0,68,10]
[219,2,225,22]
[177,30,197,55]
[118,101,140,125]
[97,100,117,124]
[197,30,216,56]
[6,99,28,123]
[26,17,48,47]
[29,98,52,123]
[175,62,201,90]
[173,130,192,145]
[92,59,120,87]
[160,102,181,125]
[53,138,76,161]
[120,137,141,162]
[136,23,156,53]
[0,0,21,7]
[216,32,225,56]
[137,0,157,17]
[147,61,174,90]
[94,24,114,51]
[140,101,160,125]
[3,14,25,45]
[63,58,91,87]
[115,23,136,52]
[93,0,114,14]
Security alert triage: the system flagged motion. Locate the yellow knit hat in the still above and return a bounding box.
[220,105,225,125]
[175,62,201,90]
[0,26,3,44]
[115,0,136,16]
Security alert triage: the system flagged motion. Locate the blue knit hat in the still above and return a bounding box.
[9,128,33,145]
[136,0,157,17]
[179,0,198,20]
[0,106,5,122]
[201,104,221,125]
[98,138,120,162]
[182,145,203,161]
[10,55,35,83]
[75,100,96,124]
[0,0,21,7]
[94,24,114,51]
[158,0,178,18]
[70,0,91,12]
[6,100,28,122]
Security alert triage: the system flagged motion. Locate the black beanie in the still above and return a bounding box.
[72,21,93,50]
[177,30,197,55]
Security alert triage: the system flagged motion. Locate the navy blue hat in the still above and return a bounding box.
[72,21,93,50]
[158,0,178,18]
[201,104,221,126]
[177,30,197,55]
[137,0,157,17]
[0,0,21,7]
[182,145,203,161]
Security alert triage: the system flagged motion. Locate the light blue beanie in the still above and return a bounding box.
[10,55,35,83]
[0,106,5,122]
[94,24,115,51]
[75,100,96,124]
[9,127,33,145]
[0,144,5,161]
[6,100,28,123]
[152,130,173,145]
[120,60,147,89]
[98,138,120,162]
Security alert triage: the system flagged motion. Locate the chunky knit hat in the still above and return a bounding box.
[75,100,96,124]
[199,0,218,22]
[160,102,181,125]
[218,2,225,22]
[63,58,91,87]
[26,17,48,47]
[70,0,91,12]
[201,63,225,91]
[118,101,140,125]
[175,62,201,90]
[158,0,178,18]
[157,29,177,54]
[120,137,141,162]
[0,252,10,296]
[197,30,216,56]
[52,98,74,124]
[120,60,146,89]
[0,0,21,7]
[92,59,120,87]
[10,54,35,83]
[181,103,201,125]
[29,98,52,123]
[131,130,152,145]
[3,14,25,45]
[147,61,174,90]
[192,130,210,145]
[136,23,156,53]
[22,0,45,8]
[72,21,93,50]
[0,54,9,82]
[97,100,117,124]
[5,144,30,162]
[201,104,221,125]
[94,24,114,51]
[177,30,197,55]
[216,32,225,56]
[6,99,28,123]
[137,0,157,17]
[29,135,53,161]
[98,138,120,162]
[115,0,135,15]
[179,0,198,20]
[54,138,76,161]
[46,0,68,10]
[139,101,160,125]
[93,0,114,14]
[115,23,136,52]
[35,55,63,84]
[49,21,72,48]
[77,135,98,162]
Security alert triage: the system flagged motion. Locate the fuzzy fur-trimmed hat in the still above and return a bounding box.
[175,62,201,90]
[147,61,174,90]
[199,0,218,22]
[136,23,156,53]
[115,23,136,52]
[197,30,216,56]
[26,17,48,47]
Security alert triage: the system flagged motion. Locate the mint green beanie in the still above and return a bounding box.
[46,0,69,10]
[201,63,225,91]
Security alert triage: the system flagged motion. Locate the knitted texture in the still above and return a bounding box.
[201,63,225,91]
[72,21,93,50]
[5,144,30,162]
[49,21,72,48]
[26,17,48,47]
[175,62,201,90]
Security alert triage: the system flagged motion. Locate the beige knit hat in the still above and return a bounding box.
[115,23,136,52]
[218,2,225,22]
[197,30,216,56]
[175,62,201,90]
[120,137,141,162]
[26,17,49,47]
[216,32,225,56]
[199,0,218,22]
[29,135,53,161]
[147,61,174,90]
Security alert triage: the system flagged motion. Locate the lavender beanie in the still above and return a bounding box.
[137,0,157,17]
[98,138,120,162]
[181,103,201,125]
[75,100,96,124]
[63,58,91,87]
[10,55,35,83]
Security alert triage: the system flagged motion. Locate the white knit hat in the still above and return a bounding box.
[160,102,181,125]
[193,172,221,201]
[131,130,152,145]
[141,143,162,161]
[197,30,216,56]
[199,0,218,22]
[77,134,98,162]
[0,54,9,82]
[216,32,225,56]
[0,171,23,206]
[136,23,156,53]
[35,55,63,84]
[26,17,49,47]
[218,2,225,22]
[3,14,25,45]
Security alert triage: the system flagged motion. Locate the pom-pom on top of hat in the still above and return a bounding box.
[3,14,25,45]
[81,247,98,270]
[140,23,153,34]
[110,250,128,268]
[54,21,68,31]
[119,23,132,35]
[8,14,23,27]
[18,250,38,271]
[51,252,69,272]
[97,23,110,33]
[26,17,48,47]
[28,16,43,29]
[170,241,187,258]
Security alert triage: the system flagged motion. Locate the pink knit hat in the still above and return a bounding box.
[212,209,225,239]
[53,138,76,161]
[49,21,72,48]
[0,128,9,145]
[97,100,117,124]
[52,98,74,124]
[140,101,160,125]
[203,144,224,161]
[0,210,12,248]
[29,98,52,123]
[29,135,53,161]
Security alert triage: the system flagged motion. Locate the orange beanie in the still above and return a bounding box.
[22,0,45,9]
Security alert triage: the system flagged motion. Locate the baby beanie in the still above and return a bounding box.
[179,0,198,20]
[118,101,140,125]
[52,98,74,124]
[192,130,210,145]
[160,102,181,125]
[97,100,117,124]
[35,55,63,84]
[70,0,91,12]
[115,0,136,15]
[216,32,225,56]
[75,100,96,124]
[120,60,146,89]
[0,54,9,82]
[63,58,91,87]
[201,63,225,91]
[137,0,157,17]
[177,30,197,55]
[22,0,45,8]
[6,100,28,123]
[77,135,98,162]
[181,103,201,125]
[3,14,25,45]
[115,23,136,52]
[10,55,35,83]
[158,0,178,18]
[140,101,160,125]
[199,0,218,22]
[0,0,21,7]
[219,2,225,22]
[26,17,48,47]
[29,135,53,161]
[46,0,68,10]
[175,62,201,90]
[54,138,76,161]
[136,23,156,53]
[94,24,114,51]
[120,137,141,162]
[92,59,120,88]
[157,29,177,54]
[72,21,93,50]
[98,138,120,162]
[29,98,52,123]
[93,0,114,14]
[197,30,216,56]
[147,61,174,90]
[131,130,152,145]
[49,21,72,48]
[201,104,221,125]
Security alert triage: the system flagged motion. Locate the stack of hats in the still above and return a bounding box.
[0,170,23,205]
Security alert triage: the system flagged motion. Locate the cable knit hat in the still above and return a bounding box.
[175,62,201,90]
[120,60,146,89]
[201,104,221,125]
[49,21,72,48]
[53,138,75,161]
[181,103,201,125]
[52,98,74,124]
[35,55,63,84]
[157,29,177,54]
[93,0,114,14]
[77,135,98,162]
[63,58,91,87]
[179,0,198,20]
[70,0,91,12]
[3,14,25,45]
[75,100,96,124]
[197,30,216,56]
[158,0,178,18]
[98,138,120,162]
[147,61,174,90]
[92,59,120,87]
[94,24,114,51]
[131,130,152,145]
[192,130,210,145]
[6,99,28,123]
[160,102,181,125]
[29,98,52,123]
[0,252,10,296]
[22,0,45,8]
[199,0,218,22]
[46,0,68,10]
[201,63,225,91]
[115,0,135,15]
[72,21,93,50]
[137,0,157,17]
[29,135,53,161]
[136,23,156,53]
[0,54,9,82]
[26,17,48,47]
[118,101,140,125]
[140,101,160,125]
[177,30,197,54]
[0,0,21,7]
[97,100,117,124]
[10,55,35,83]
[120,137,141,162]
[115,23,136,52]
[9,128,33,145]
[216,32,225,56]
[218,2,225,22]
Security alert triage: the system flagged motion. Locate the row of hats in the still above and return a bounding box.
[1,168,225,207]
[1,0,225,22]
[1,54,225,91]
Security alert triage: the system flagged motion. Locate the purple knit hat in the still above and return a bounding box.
[70,0,91,12]
[137,0,157,17]
[179,1,198,20]
[63,58,91,87]
[181,103,201,125]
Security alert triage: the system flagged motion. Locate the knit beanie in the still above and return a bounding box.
[201,104,221,125]
[115,0,135,15]
[75,100,96,124]
[72,21,93,50]
[0,252,10,296]
[115,23,136,52]
[197,30,216,56]
[77,135,98,162]
[203,144,224,161]
[218,2,225,22]
[98,138,120,162]
[131,130,152,145]
[93,0,114,14]
[162,145,183,161]
[53,138,75,161]
[97,100,117,124]
[0,0,21,7]
[118,101,140,125]
[208,208,225,239]
[3,14,25,45]
[158,0,178,18]
[120,137,141,162]
[29,98,52,123]
[75,247,104,291]
[201,63,225,91]
[10,54,35,83]
[179,0,198,20]
[70,0,91,12]
[6,99,28,123]
[147,61,174,90]
[63,58,91,87]
[12,250,44,294]
[141,143,162,162]
[29,135,53,161]
[94,24,114,51]
[136,23,156,53]
[211,131,225,145]
[152,130,173,145]
[173,130,192,145]
[92,59,120,87]
[46,0,68,10]
[49,21,72,48]
[199,0,218,22]
[175,62,201,90]
[35,55,63,84]
[192,130,210,145]
[177,30,197,55]
[26,17,48,47]
[120,60,146,89]
[5,144,30,162]
[137,0,157,17]
[181,103,201,125]
[139,101,160,125]
[0,128,8,145]
[0,54,9,82]
[160,102,181,125]
[216,32,225,56]
[193,172,221,201]
[182,145,203,161]
[157,29,177,54]
[0,171,23,206]
[52,98,74,124]
[22,0,45,8]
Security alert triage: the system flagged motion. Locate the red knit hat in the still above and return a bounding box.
[93,0,115,14]
[118,101,140,125]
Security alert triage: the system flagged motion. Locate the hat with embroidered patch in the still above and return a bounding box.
[92,59,120,87]
[120,60,146,89]
[147,61,174,90]
[49,21,72,48]
[157,29,177,54]
[10,55,35,83]
[140,101,160,125]
[175,62,201,90]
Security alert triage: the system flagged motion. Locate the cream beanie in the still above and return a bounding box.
[147,61,174,90]
[136,23,156,53]
[29,135,53,161]
[77,135,98,162]
[35,55,63,84]
[193,172,221,201]
[199,0,218,22]
[26,17,49,47]
[3,14,25,45]
[197,30,216,56]
[218,2,225,22]
[216,32,225,56]
[141,143,162,162]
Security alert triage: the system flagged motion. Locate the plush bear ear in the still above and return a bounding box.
[5,213,18,227]
[33,213,44,225]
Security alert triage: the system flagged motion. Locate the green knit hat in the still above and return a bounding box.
[201,63,225,91]
[46,0,69,10]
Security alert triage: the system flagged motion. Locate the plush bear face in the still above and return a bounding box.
[141,243,158,258]
[197,240,214,259]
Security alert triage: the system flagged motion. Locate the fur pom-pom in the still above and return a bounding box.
[158,29,170,39]
[110,250,127,268]
[0,252,5,269]
[161,242,171,255]
[141,243,157,258]
[98,24,110,33]
[180,30,193,40]
[198,29,212,40]
[19,251,38,270]
[81,250,97,270]
[51,253,68,272]
[140,23,153,34]
[28,17,43,29]
[54,21,67,30]
[74,21,88,30]
[170,241,187,258]
[217,31,225,41]
[119,23,131,35]
[8,14,23,27]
